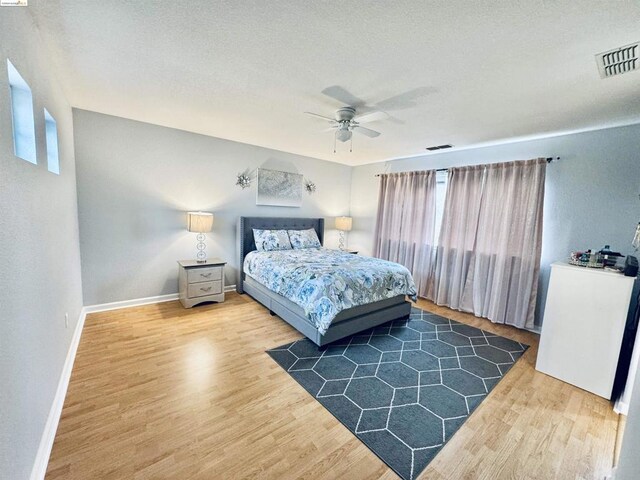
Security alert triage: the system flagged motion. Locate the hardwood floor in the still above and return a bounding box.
[46,294,620,479]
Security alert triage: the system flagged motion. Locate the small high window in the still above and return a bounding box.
[7,59,36,164]
[44,109,59,174]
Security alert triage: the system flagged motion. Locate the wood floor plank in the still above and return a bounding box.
[45,294,619,479]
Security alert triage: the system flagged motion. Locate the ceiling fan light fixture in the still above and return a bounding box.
[336,126,352,142]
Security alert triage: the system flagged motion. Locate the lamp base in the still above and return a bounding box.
[339,231,346,251]
[196,233,207,263]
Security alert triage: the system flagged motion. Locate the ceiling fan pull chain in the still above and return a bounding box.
[350,135,353,153]
[333,132,337,153]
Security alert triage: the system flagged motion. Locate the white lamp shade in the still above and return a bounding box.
[335,216,352,231]
[187,212,214,233]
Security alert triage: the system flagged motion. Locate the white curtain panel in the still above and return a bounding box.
[373,171,437,296]
[461,159,546,329]
[426,165,485,309]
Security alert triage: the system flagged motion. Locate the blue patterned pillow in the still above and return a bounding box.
[288,228,321,249]
[253,229,292,252]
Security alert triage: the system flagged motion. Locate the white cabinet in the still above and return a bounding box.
[536,262,634,399]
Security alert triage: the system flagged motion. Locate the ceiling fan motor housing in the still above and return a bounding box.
[335,106,356,122]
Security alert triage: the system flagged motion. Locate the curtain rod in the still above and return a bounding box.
[374,157,560,177]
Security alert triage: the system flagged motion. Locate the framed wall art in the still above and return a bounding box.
[256,168,303,207]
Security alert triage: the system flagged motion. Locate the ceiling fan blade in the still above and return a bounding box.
[321,86,366,108]
[375,86,437,111]
[353,125,381,138]
[354,111,388,124]
[386,115,405,125]
[304,111,335,122]
[322,126,338,132]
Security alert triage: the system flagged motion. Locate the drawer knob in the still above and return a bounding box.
[201,273,213,278]
[201,286,212,292]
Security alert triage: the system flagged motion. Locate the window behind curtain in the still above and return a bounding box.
[434,170,448,245]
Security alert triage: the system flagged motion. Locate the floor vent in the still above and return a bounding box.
[596,42,639,78]
[426,144,453,151]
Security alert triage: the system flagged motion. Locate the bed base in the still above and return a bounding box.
[243,276,411,346]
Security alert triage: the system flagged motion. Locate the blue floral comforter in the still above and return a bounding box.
[243,248,417,335]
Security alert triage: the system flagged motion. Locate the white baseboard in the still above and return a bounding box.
[84,285,237,314]
[30,284,237,478]
[614,401,629,415]
[30,307,87,480]
[83,293,180,313]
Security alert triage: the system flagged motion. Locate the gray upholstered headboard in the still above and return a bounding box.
[236,216,325,293]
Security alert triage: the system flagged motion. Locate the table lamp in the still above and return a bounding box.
[335,216,352,251]
[187,212,214,263]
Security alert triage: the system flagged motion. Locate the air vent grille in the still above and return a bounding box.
[426,144,453,151]
[596,43,639,78]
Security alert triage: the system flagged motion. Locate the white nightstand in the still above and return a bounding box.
[178,258,226,308]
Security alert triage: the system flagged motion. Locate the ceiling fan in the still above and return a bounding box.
[305,85,434,153]
[304,107,387,152]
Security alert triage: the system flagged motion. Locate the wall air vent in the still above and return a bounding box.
[596,42,638,78]
[426,144,453,151]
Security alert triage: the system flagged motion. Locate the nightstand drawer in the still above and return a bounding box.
[187,266,223,284]
[188,280,222,298]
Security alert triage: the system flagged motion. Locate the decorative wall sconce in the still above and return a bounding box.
[236,170,252,189]
[305,179,316,194]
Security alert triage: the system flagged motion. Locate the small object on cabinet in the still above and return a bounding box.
[598,245,624,268]
[178,258,226,308]
[624,255,639,277]
[569,249,604,268]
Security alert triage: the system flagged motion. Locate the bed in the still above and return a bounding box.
[237,216,415,346]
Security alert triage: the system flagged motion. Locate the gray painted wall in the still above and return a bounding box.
[2,9,639,478]
[73,110,352,305]
[0,10,84,480]
[615,365,640,479]
[349,124,640,325]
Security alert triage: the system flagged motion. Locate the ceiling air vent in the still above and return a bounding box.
[596,42,639,78]
[426,144,453,151]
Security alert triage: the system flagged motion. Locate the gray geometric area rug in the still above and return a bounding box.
[267,307,528,480]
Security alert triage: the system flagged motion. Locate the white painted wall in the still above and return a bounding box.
[349,124,640,325]
[0,9,84,480]
[73,110,353,305]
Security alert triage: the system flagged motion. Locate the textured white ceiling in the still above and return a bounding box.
[29,0,640,166]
